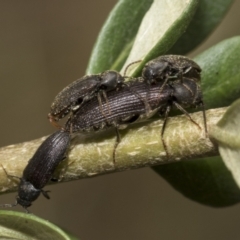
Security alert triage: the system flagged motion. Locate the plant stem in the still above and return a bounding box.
[0,107,225,194]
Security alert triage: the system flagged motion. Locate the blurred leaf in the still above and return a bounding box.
[86,0,153,74]
[169,0,234,54]
[0,210,77,240]
[153,157,240,207]
[210,99,240,187]
[195,36,240,109]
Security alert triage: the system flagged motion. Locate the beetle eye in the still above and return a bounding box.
[117,76,124,84]
[142,68,152,79]
[75,98,83,105]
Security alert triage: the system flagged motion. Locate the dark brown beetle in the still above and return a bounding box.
[0,130,70,212]
[64,79,172,162]
[48,71,125,127]
[64,79,172,133]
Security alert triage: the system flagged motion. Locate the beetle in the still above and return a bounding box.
[142,55,201,85]
[0,130,70,212]
[48,70,125,128]
[64,79,172,132]
[64,78,172,163]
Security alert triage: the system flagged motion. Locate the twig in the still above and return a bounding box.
[0,107,225,194]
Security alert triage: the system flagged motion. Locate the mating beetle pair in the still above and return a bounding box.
[64,75,205,160]
[49,54,206,160]
[48,55,202,126]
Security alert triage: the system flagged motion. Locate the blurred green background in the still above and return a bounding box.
[0,1,240,239]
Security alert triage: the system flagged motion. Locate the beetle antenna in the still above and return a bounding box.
[123,60,142,76]
[0,202,18,209]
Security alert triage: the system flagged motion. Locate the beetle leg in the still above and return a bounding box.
[102,90,111,115]
[0,202,19,210]
[182,82,194,96]
[159,105,171,158]
[173,101,201,130]
[97,93,113,127]
[97,93,106,116]
[41,189,51,199]
[112,125,121,167]
[199,100,208,137]
[68,111,75,134]
[158,77,170,94]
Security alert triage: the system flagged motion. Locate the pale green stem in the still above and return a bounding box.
[0,107,226,194]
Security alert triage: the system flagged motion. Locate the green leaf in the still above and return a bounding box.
[168,0,234,54]
[0,211,78,240]
[86,0,153,74]
[153,157,240,207]
[195,36,240,109]
[87,0,199,75]
[123,0,199,76]
[210,99,240,188]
